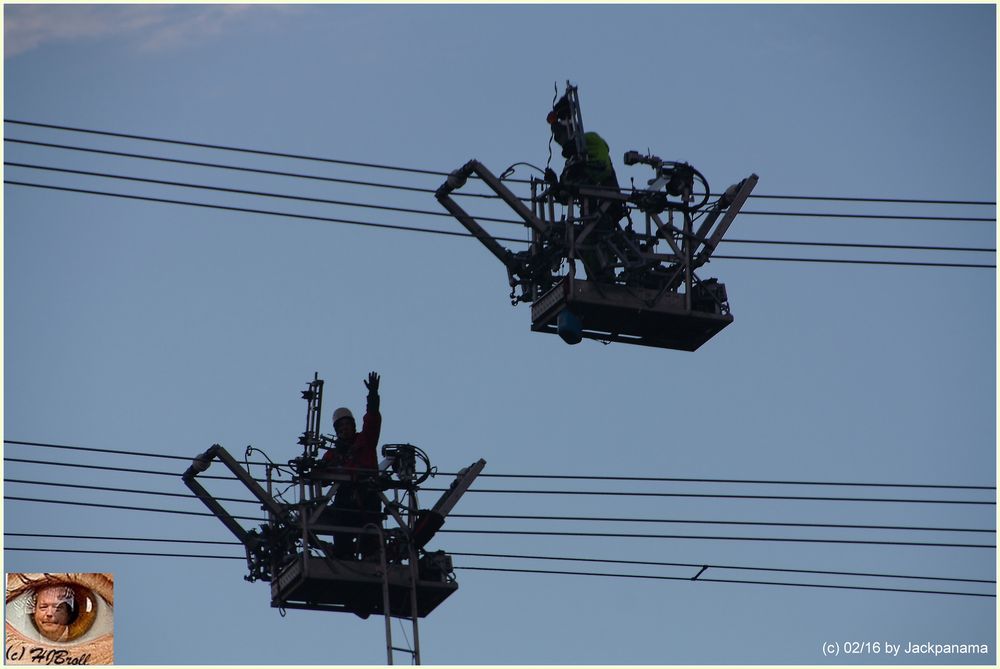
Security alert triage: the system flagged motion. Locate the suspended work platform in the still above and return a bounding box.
[435,82,757,352]
[182,372,487,664]
[273,554,458,618]
[530,276,733,351]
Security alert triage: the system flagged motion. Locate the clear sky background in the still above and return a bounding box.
[3,3,996,665]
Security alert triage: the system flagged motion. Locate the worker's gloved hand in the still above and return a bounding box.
[365,371,381,413]
[365,371,380,396]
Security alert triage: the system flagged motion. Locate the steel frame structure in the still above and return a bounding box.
[435,84,758,351]
[182,374,485,665]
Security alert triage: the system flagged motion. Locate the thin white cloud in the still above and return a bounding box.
[4,5,298,59]
[135,5,259,54]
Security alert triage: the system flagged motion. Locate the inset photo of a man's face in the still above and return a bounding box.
[5,573,114,664]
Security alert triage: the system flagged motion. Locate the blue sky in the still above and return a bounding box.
[3,3,996,665]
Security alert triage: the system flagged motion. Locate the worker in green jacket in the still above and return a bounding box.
[546,98,625,281]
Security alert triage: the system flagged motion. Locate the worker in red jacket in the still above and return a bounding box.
[322,371,382,559]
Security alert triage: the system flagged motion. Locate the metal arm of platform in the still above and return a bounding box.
[413,458,486,548]
[436,160,550,272]
[183,443,290,545]
[693,174,758,268]
[431,459,486,517]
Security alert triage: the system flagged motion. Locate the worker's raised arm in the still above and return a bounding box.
[365,371,380,413]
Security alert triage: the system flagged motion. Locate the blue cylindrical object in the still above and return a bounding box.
[557,308,583,345]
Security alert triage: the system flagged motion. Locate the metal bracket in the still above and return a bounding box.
[693,174,759,268]
[183,444,289,541]
[413,458,486,548]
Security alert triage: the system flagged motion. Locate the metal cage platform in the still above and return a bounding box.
[530,276,733,351]
[271,555,458,618]
[434,83,757,352]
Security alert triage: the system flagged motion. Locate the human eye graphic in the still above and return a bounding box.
[5,573,114,647]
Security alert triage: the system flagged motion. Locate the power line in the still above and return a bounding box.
[6,162,995,254]
[4,496,266,522]
[425,486,996,505]
[6,180,994,269]
[4,161,525,226]
[3,439,279,470]
[7,533,988,585]
[3,180,519,243]
[447,513,994,534]
[5,546,242,561]
[451,470,998,490]
[8,439,995,490]
[740,194,995,207]
[722,239,993,253]
[7,472,993,534]
[448,551,995,584]
[4,478,259,506]
[738,209,994,223]
[5,439,194,462]
[7,138,994,237]
[454,566,994,598]
[9,155,995,226]
[438,528,994,549]
[3,547,991,598]
[3,137,502,199]
[708,254,994,269]
[5,532,241,546]
[6,119,996,206]
[3,120,448,176]
[8,453,992,504]
[3,456,281,484]
[5,496,992,548]
[6,150,995,225]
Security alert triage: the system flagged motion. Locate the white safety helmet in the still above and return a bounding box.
[332,407,354,426]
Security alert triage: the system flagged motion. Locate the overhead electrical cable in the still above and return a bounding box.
[6,533,989,585]
[442,469,998,490]
[448,551,995,584]
[7,138,996,231]
[3,119,449,176]
[6,546,243,561]
[3,138,502,200]
[437,528,994,549]
[705,255,994,268]
[5,119,996,206]
[453,565,994,598]
[8,454,993,503]
[4,496,993,548]
[5,180,993,269]
[5,439,276,469]
[4,161,525,226]
[446,513,994,534]
[736,210,994,223]
[715,239,993,253]
[4,478,259,506]
[5,439,195,463]
[4,180,513,243]
[3,456,282,485]
[5,152,994,224]
[6,474,993,534]
[6,532,241,546]
[4,547,990,597]
[4,496,266,522]
[424,486,996,505]
[735,193,995,206]
[5,162,995,254]
[7,439,995,491]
